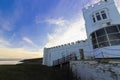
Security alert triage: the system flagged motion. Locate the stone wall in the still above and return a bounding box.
[70,60,120,80]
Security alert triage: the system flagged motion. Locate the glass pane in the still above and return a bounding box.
[99,42,109,48]
[106,26,119,34]
[108,33,120,40]
[91,32,96,39]
[110,40,120,46]
[101,11,107,19]
[92,38,97,44]
[96,28,106,37]
[93,44,98,49]
[96,12,101,21]
[92,15,96,23]
[118,25,120,31]
[97,36,108,43]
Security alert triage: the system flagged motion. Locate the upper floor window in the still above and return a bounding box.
[92,15,96,23]
[92,9,108,23]
[101,11,107,19]
[96,12,101,21]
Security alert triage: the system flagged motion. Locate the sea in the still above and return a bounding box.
[0,58,23,65]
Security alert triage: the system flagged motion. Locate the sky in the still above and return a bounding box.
[0,0,119,59]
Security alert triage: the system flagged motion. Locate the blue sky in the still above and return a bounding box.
[2,0,120,59]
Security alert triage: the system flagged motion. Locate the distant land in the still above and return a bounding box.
[0,58,22,61]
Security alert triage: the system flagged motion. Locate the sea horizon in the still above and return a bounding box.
[0,58,23,65]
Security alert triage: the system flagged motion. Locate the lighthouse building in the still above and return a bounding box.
[83,0,120,58]
[43,0,120,66]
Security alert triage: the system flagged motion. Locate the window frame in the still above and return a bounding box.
[91,9,109,23]
[90,24,120,49]
[101,10,107,19]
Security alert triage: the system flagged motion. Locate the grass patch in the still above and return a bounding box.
[0,63,73,80]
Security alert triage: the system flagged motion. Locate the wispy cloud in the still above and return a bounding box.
[45,14,87,47]
[0,17,14,31]
[22,37,38,48]
[0,38,11,48]
[0,48,42,59]
[36,17,67,26]
[45,17,67,26]
[114,0,120,13]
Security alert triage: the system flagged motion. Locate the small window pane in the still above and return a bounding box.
[99,42,109,48]
[93,44,98,49]
[96,28,106,37]
[92,15,96,23]
[91,32,96,39]
[118,25,120,31]
[110,40,120,46]
[101,11,107,19]
[92,38,97,44]
[97,36,108,43]
[108,33,120,40]
[106,26,119,34]
[96,12,101,21]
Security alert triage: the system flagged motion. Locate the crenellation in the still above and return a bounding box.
[82,0,112,12]
[45,40,88,50]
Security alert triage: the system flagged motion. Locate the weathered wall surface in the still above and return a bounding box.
[70,60,120,80]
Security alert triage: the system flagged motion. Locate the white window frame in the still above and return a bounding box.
[91,9,109,23]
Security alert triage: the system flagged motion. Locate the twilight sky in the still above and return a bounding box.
[0,0,119,59]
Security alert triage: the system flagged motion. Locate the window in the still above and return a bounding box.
[96,28,106,37]
[110,40,120,46]
[92,38,97,44]
[92,9,109,23]
[93,44,98,49]
[106,26,119,34]
[108,33,120,40]
[101,11,107,19]
[91,32,96,39]
[118,25,120,31]
[96,12,101,21]
[99,42,109,48]
[90,25,120,49]
[92,15,96,23]
[97,36,107,43]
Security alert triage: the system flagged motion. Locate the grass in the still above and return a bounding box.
[0,59,73,80]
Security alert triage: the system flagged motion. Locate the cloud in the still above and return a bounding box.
[45,14,87,47]
[22,37,38,49]
[0,48,42,59]
[0,38,11,48]
[36,17,68,26]
[0,37,43,59]
[114,0,120,13]
[23,37,34,45]
[0,17,15,31]
[46,17,67,26]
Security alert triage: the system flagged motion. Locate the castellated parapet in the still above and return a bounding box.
[47,40,85,50]
[83,0,114,13]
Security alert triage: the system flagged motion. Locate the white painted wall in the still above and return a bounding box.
[93,45,120,58]
[43,39,92,66]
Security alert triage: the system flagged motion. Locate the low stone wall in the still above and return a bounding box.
[70,60,120,80]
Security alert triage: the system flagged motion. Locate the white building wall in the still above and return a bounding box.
[43,39,92,66]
